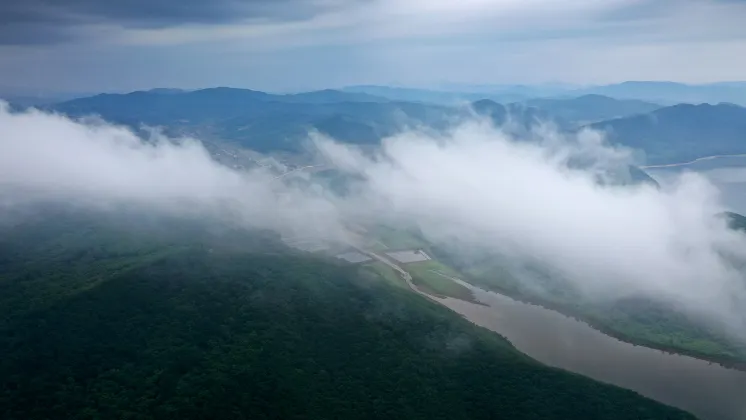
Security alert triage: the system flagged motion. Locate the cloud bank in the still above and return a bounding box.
[3,0,746,92]
[318,122,746,335]
[0,102,349,242]
[1,102,745,340]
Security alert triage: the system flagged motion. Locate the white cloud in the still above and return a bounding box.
[1,104,745,340]
[0,103,350,242]
[317,121,746,337]
[3,0,746,90]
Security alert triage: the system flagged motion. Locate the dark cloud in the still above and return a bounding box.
[0,0,337,45]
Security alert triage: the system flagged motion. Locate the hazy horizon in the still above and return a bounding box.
[2,0,746,92]
[5,79,746,100]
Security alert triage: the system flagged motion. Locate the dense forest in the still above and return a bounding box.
[0,209,695,419]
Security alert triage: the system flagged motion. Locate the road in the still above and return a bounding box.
[642,154,746,169]
[353,246,442,301]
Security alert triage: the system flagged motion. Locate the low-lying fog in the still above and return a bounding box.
[1,101,745,345]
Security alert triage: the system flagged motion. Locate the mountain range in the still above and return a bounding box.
[46,87,455,153]
[41,86,746,166]
[344,81,746,106]
[589,103,746,164]
[5,84,746,419]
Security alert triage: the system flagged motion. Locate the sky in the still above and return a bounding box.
[2,0,746,93]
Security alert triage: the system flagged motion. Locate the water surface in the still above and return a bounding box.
[437,281,746,420]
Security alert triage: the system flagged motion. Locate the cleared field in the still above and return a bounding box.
[386,249,431,263]
[405,260,477,303]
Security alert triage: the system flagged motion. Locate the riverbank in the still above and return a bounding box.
[437,282,746,420]
[461,279,746,372]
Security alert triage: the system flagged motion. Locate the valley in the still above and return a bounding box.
[337,233,746,420]
[4,83,746,420]
[4,2,746,418]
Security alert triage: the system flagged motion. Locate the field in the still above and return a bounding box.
[404,260,478,303]
[371,226,428,250]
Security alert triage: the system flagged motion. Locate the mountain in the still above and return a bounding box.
[342,85,528,105]
[571,81,746,106]
[50,87,388,119]
[0,209,694,420]
[146,88,188,95]
[434,83,578,98]
[722,211,746,231]
[525,95,661,124]
[589,103,746,164]
[281,89,388,104]
[471,99,563,131]
[345,82,746,106]
[48,87,454,153]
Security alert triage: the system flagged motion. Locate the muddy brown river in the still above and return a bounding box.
[436,281,746,420]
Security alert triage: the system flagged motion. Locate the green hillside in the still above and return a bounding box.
[0,211,694,420]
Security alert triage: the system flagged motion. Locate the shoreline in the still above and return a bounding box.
[457,280,746,373]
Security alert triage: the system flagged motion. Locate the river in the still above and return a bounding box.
[434,280,746,420]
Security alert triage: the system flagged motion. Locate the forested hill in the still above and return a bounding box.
[0,211,694,420]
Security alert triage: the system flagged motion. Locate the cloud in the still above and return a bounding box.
[0,0,346,45]
[3,0,746,91]
[0,102,350,242]
[316,121,746,338]
[1,102,745,341]
[6,0,746,48]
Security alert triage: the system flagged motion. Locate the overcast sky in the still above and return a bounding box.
[2,0,746,93]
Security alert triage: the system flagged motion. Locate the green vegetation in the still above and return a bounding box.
[432,248,746,366]
[405,260,477,303]
[370,225,428,250]
[361,261,408,290]
[593,298,746,362]
[0,209,695,419]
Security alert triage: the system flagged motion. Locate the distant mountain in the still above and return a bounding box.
[470,100,657,187]
[525,95,661,124]
[53,87,386,115]
[49,87,457,153]
[589,103,746,164]
[145,88,188,95]
[48,87,746,165]
[571,81,746,106]
[471,99,563,132]
[346,82,746,106]
[435,83,577,98]
[281,89,388,104]
[343,85,528,105]
[722,211,746,231]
